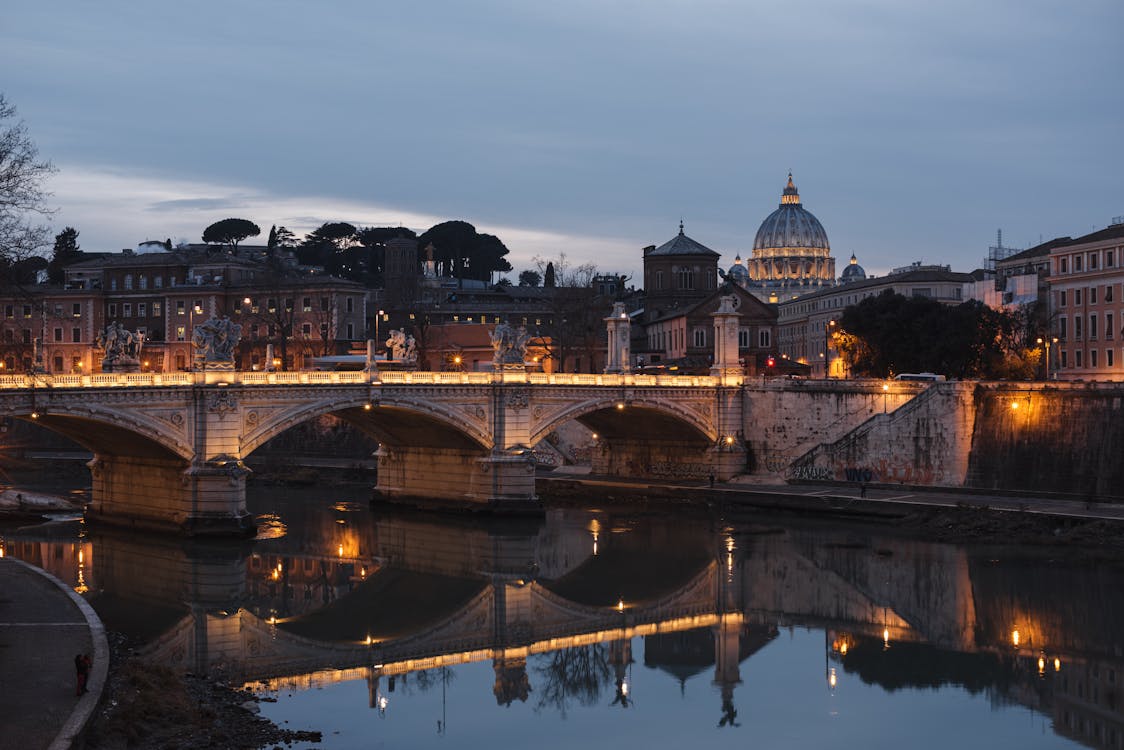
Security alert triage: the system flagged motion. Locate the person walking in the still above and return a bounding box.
[75,653,91,696]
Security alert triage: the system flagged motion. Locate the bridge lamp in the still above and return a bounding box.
[615,401,625,410]
[724,435,735,446]
[30,410,40,420]
[616,598,625,612]
[591,432,598,440]
[363,402,373,411]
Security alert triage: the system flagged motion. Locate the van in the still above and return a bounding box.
[894,372,946,382]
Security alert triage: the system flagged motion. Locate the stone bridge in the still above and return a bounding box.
[0,370,746,534]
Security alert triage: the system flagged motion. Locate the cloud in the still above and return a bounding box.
[46,164,644,279]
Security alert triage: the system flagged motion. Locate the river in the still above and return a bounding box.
[2,484,1121,749]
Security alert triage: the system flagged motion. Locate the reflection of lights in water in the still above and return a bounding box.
[1038,656,1046,674]
[883,628,890,649]
[617,598,625,612]
[254,514,287,541]
[1012,629,1020,647]
[829,668,837,689]
[1054,658,1061,672]
[621,681,629,696]
[338,544,344,558]
[365,634,373,646]
[74,543,89,594]
[840,642,848,656]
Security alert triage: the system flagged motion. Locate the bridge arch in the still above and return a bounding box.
[241,394,492,458]
[6,402,192,461]
[529,396,716,448]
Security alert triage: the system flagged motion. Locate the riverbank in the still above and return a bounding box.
[83,633,321,750]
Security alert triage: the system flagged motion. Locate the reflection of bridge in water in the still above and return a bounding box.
[8,500,1114,745]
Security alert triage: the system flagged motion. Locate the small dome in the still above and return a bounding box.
[753,174,830,253]
[726,253,750,282]
[840,253,866,283]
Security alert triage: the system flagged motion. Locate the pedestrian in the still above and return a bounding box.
[75,653,90,696]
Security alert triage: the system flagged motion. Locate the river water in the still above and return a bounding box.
[3,485,1121,749]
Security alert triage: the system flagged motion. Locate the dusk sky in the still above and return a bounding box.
[3,0,1121,282]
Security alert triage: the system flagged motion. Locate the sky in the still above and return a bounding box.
[3,0,1122,282]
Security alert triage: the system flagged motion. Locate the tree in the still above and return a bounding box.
[202,218,260,251]
[518,269,541,287]
[531,254,606,373]
[837,291,1033,379]
[416,220,512,282]
[0,94,55,266]
[47,226,80,284]
[543,262,556,287]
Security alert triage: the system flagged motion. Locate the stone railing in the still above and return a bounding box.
[0,370,725,389]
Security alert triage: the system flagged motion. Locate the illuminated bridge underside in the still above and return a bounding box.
[0,372,746,535]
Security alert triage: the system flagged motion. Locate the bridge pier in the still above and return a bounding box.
[373,445,536,509]
[87,454,254,536]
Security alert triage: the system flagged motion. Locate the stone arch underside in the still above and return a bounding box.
[241,398,490,458]
[17,412,188,461]
[529,399,714,449]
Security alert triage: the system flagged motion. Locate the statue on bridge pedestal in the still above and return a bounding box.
[97,321,145,372]
[385,329,418,367]
[191,316,242,371]
[490,321,530,371]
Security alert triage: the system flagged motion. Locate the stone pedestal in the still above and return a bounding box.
[603,302,631,374]
[87,454,254,536]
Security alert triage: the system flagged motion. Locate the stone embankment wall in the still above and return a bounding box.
[781,381,1124,500]
[743,380,924,480]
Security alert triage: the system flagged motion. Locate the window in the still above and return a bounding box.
[53,356,63,372]
[175,325,186,341]
[1090,314,1098,339]
[693,327,707,347]
[72,303,81,317]
[320,296,329,312]
[1108,349,1115,368]
[71,327,81,343]
[22,330,31,344]
[738,328,750,348]
[346,323,355,339]
[1058,317,1067,339]
[1107,286,1115,303]
[912,288,932,298]
[110,278,117,291]
[302,297,312,312]
[268,298,277,314]
[301,323,311,337]
[4,305,12,319]
[138,303,146,317]
[655,271,664,290]
[123,303,132,317]
[1075,289,1082,305]
[152,302,161,316]
[345,297,354,313]
[1075,255,1083,271]
[1091,349,1098,367]
[1089,253,1098,270]
[176,301,185,315]
[1075,316,1082,339]
[1108,250,1115,267]
[1060,290,1067,307]
[284,298,293,312]
[22,305,31,319]
[677,268,694,290]
[1059,257,1068,273]
[759,329,771,348]
[1091,287,1098,304]
[108,303,117,318]
[53,327,62,342]
[1108,313,1114,340]
[54,304,63,316]
[154,276,163,289]
[1076,350,1083,367]
[124,274,133,290]
[139,275,147,290]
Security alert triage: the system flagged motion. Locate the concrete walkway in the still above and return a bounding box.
[542,473,1124,522]
[0,557,108,750]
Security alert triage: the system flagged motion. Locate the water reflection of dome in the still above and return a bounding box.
[840,254,866,283]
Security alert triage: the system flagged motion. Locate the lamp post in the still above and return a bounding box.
[375,309,385,353]
[189,303,202,371]
[1036,336,1057,380]
[823,319,836,379]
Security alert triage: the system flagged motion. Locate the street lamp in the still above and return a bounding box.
[375,309,385,352]
[1036,336,1058,381]
[824,320,836,379]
